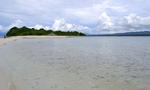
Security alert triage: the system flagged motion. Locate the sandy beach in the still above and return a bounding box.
[0,36,69,46]
[0,37,18,46]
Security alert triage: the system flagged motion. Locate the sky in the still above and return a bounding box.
[0,0,150,34]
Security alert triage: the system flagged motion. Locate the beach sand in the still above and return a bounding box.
[0,36,69,46]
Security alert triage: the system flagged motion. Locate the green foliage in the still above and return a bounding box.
[6,26,86,37]
[54,31,85,36]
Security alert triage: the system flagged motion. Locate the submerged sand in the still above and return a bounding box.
[0,36,150,90]
[0,36,69,90]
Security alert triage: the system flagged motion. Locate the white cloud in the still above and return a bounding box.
[124,14,150,27]
[98,12,114,29]
[32,24,51,30]
[64,0,128,25]
[52,19,90,33]
[8,19,23,28]
[52,19,66,30]
[96,13,150,34]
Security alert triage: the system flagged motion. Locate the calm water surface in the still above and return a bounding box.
[0,37,150,90]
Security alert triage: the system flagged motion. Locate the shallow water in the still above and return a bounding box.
[0,37,150,90]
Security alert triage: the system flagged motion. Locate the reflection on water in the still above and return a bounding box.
[0,37,150,90]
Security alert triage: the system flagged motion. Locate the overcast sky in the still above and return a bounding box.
[0,0,150,34]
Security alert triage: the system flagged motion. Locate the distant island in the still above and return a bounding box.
[6,26,86,37]
[89,31,150,36]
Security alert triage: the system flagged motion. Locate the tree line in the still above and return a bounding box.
[6,26,86,37]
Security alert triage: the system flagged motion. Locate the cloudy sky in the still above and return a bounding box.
[0,0,150,34]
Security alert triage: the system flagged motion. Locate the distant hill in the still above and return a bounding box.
[6,26,86,37]
[89,31,150,36]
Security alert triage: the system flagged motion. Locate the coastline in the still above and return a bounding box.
[0,36,71,46]
[0,37,19,46]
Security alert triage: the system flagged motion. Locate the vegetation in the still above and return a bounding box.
[6,26,86,37]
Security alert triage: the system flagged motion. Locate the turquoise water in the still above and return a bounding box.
[0,37,150,90]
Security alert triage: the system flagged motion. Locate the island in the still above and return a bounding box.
[6,26,86,37]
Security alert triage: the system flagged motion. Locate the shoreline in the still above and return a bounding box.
[0,37,19,46]
[0,36,71,46]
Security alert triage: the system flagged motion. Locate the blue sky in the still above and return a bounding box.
[0,0,150,34]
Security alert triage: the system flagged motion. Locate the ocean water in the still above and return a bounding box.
[0,37,150,90]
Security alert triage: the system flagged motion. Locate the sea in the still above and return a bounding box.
[0,36,150,90]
